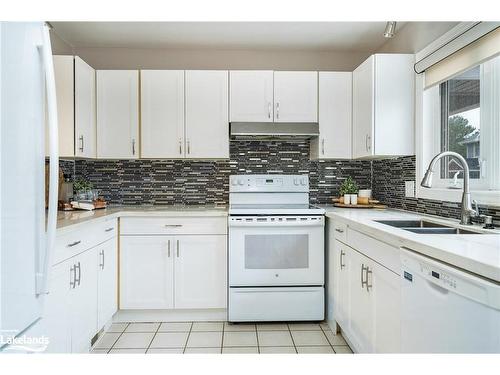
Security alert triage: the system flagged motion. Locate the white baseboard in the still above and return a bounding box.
[112,308,227,322]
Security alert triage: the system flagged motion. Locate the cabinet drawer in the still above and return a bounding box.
[332,221,347,243]
[120,217,227,235]
[346,228,400,274]
[53,218,117,265]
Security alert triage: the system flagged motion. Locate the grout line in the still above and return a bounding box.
[287,323,298,354]
[106,322,130,353]
[144,323,161,354]
[183,322,194,354]
[255,323,260,354]
[220,321,225,354]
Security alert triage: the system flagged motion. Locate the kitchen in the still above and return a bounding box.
[1,4,500,370]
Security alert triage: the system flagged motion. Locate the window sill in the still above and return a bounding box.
[416,186,500,207]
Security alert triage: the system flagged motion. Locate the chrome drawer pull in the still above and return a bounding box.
[67,240,81,248]
[335,228,344,233]
[361,264,368,288]
[176,240,180,257]
[164,224,183,228]
[105,227,114,232]
[70,266,76,288]
[340,250,346,270]
[75,262,81,286]
[366,267,373,292]
[167,240,171,257]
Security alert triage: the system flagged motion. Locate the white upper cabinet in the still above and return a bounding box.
[141,70,185,158]
[185,70,229,159]
[230,70,274,122]
[311,72,352,159]
[273,71,318,123]
[74,57,96,158]
[97,70,139,159]
[352,54,414,159]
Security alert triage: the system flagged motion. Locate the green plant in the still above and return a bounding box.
[73,179,94,194]
[339,176,358,196]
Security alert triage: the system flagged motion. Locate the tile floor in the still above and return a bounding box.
[91,321,353,354]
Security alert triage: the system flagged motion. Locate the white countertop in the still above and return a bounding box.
[318,205,500,283]
[56,205,228,230]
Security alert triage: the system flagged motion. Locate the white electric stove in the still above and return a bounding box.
[228,174,325,322]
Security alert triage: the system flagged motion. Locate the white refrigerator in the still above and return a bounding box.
[0,22,59,352]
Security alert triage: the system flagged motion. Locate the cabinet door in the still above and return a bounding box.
[38,261,72,353]
[273,71,318,123]
[347,248,373,353]
[141,70,185,158]
[97,237,118,329]
[332,240,351,330]
[312,72,352,159]
[97,70,139,159]
[51,55,74,158]
[174,235,227,309]
[370,261,400,353]
[229,70,273,122]
[185,70,229,159]
[70,249,98,353]
[120,236,174,309]
[74,56,96,158]
[352,56,374,158]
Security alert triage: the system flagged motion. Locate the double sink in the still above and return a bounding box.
[375,219,483,235]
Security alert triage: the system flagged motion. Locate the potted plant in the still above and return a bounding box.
[73,179,95,201]
[339,176,359,205]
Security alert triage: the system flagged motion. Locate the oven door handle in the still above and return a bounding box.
[228,218,324,227]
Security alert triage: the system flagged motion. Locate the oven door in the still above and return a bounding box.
[228,216,324,286]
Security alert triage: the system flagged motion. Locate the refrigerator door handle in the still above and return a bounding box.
[36,24,59,296]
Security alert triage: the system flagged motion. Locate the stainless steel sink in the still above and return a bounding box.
[375,220,483,234]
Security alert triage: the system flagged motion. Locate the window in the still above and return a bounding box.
[424,54,500,192]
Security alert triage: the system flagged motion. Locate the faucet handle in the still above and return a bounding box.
[472,199,480,216]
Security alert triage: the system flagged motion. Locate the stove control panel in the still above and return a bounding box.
[229,174,309,193]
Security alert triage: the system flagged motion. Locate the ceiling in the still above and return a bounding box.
[51,22,415,52]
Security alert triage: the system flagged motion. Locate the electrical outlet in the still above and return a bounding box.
[405,181,415,198]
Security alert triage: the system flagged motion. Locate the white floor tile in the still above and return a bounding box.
[186,331,223,348]
[159,322,192,332]
[223,331,258,347]
[291,331,329,346]
[94,333,121,349]
[109,348,146,354]
[288,323,322,331]
[184,347,221,354]
[191,322,224,332]
[90,349,109,354]
[333,345,353,354]
[256,323,289,331]
[257,331,294,347]
[106,323,128,333]
[222,347,259,354]
[150,332,189,348]
[224,322,256,332]
[297,346,334,354]
[323,330,348,346]
[259,346,296,354]
[125,322,160,333]
[147,348,184,354]
[113,332,155,349]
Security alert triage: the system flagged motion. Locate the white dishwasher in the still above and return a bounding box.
[401,248,500,353]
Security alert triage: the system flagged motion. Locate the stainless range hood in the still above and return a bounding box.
[230,122,319,141]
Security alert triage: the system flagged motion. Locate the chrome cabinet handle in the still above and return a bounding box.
[179,139,182,155]
[99,250,104,270]
[335,228,344,233]
[361,264,368,288]
[187,140,190,154]
[276,102,280,119]
[167,240,171,257]
[132,139,136,155]
[322,139,325,155]
[79,135,84,152]
[70,265,76,288]
[176,240,180,257]
[105,227,114,232]
[365,134,368,152]
[268,102,271,119]
[67,240,81,248]
[366,267,373,292]
[75,262,81,287]
[366,135,371,152]
[340,250,346,270]
[164,224,183,228]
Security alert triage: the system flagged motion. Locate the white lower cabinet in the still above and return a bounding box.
[120,232,227,310]
[329,219,400,353]
[120,236,175,309]
[97,237,118,328]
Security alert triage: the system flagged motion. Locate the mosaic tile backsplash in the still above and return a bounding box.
[72,141,372,206]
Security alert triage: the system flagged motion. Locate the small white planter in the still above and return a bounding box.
[343,195,351,205]
[349,194,358,205]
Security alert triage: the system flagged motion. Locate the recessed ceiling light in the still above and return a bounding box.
[383,22,397,38]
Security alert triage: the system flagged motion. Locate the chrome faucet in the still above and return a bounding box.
[421,151,478,225]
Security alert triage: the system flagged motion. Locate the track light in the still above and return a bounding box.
[383,22,397,38]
